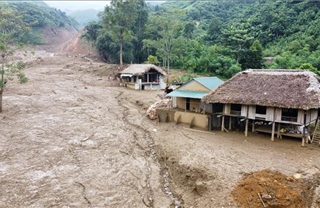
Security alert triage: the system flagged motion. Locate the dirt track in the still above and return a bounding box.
[0,35,320,207]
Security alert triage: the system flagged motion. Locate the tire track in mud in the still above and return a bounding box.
[115,91,182,208]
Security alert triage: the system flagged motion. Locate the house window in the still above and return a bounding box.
[213,103,223,113]
[281,108,298,122]
[149,73,158,82]
[256,105,266,114]
[231,104,241,115]
[144,69,160,83]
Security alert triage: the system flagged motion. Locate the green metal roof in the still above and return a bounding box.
[193,77,224,90]
[166,90,207,99]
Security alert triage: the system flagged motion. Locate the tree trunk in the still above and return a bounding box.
[0,89,3,113]
[120,41,123,67]
[0,58,4,113]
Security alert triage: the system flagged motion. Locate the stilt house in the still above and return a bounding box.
[202,69,320,145]
[120,64,167,90]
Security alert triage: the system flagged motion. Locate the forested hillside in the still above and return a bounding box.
[68,9,100,26]
[1,1,79,45]
[82,0,320,80]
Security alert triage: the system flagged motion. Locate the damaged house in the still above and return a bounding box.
[119,64,167,90]
[157,77,223,129]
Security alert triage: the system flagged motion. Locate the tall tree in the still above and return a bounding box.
[130,0,148,63]
[205,17,223,43]
[103,0,140,67]
[239,39,264,70]
[222,22,254,68]
[143,9,183,82]
[0,3,29,112]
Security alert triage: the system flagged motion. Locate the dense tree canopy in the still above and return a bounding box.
[82,0,320,79]
[0,2,29,112]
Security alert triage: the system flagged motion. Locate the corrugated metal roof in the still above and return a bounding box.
[193,77,224,90]
[166,90,208,99]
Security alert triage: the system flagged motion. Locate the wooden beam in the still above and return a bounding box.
[277,123,281,138]
[245,118,249,137]
[271,108,276,141]
[252,121,255,132]
[271,122,275,141]
[245,105,249,137]
[221,115,225,132]
[229,116,232,130]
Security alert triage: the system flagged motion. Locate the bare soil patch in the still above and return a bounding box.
[231,169,319,208]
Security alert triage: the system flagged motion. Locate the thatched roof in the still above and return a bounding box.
[120,64,167,76]
[202,69,320,110]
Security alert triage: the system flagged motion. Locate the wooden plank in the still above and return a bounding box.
[311,109,318,122]
[297,109,304,124]
[274,108,282,121]
[224,104,230,115]
[266,107,274,121]
[241,105,247,117]
[248,105,256,119]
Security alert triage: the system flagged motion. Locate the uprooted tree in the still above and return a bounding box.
[0,2,29,113]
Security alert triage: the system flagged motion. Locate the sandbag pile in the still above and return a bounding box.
[147,98,172,120]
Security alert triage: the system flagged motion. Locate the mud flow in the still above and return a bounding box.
[0,33,319,208]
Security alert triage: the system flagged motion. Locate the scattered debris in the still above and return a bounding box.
[146,98,172,120]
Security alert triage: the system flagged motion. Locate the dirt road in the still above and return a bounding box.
[0,42,320,207]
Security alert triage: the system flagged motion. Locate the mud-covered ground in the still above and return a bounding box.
[1,48,320,207]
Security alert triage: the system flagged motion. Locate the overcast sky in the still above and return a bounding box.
[44,1,110,11]
[44,1,165,12]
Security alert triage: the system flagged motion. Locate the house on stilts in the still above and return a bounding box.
[119,64,167,90]
[202,69,320,146]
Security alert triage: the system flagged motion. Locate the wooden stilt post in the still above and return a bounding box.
[245,105,249,137]
[252,121,255,132]
[271,122,275,141]
[221,115,225,132]
[245,118,249,137]
[229,116,232,130]
[271,108,276,141]
[277,123,281,138]
[302,110,307,146]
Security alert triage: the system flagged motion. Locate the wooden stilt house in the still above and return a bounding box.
[202,69,320,145]
[120,64,167,90]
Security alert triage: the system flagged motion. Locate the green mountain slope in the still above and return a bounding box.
[69,9,100,26]
[2,1,79,45]
[157,0,320,71]
[81,0,320,78]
